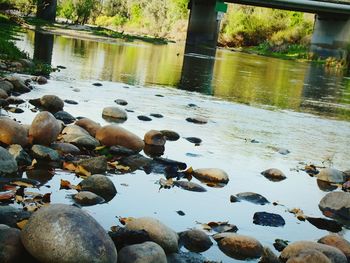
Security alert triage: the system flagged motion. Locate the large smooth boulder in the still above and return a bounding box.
[0,117,28,146]
[96,125,144,152]
[102,106,127,121]
[126,217,179,254]
[192,168,229,184]
[0,80,14,93]
[319,192,350,221]
[0,227,30,263]
[118,241,167,263]
[317,168,346,184]
[213,233,263,260]
[286,249,332,263]
[40,95,64,113]
[31,145,60,162]
[318,234,350,261]
[78,174,116,201]
[75,118,101,137]
[50,142,80,155]
[5,77,30,93]
[61,125,100,149]
[29,111,61,145]
[0,146,18,176]
[75,156,107,174]
[280,241,347,263]
[179,229,212,252]
[21,204,118,263]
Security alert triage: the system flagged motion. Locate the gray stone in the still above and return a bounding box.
[160,130,180,141]
[260,247,280,263]
[192,168,229,185]
[31,145,60,162]
[126,217,179,253]
[73,191,105,206]
[0,117,28,146]
[186,117,207,124]
[319,192,350,221]
[40,95,64,113]
[79,174,116,201]
[167,251,209,263]
[21,204,118,263]
[261,168,286,182]
[0,206,31,228]
[50,142,80,155]
[34,76,48,84]
[54,110,75,124]
[318,234,350,261]
[0,227,29,263]
[7,144,32,166]
[118,241,167,263]
[5,77,30,93]
[0,146,18,176]
[6,96,25,105]
[62,125,100,149]
[75,156,107,174]
[236,192,269,205]
[317,168,346,184]
[0,88,8,99]
[179,229,212,252]
[173,181,207,192]
[0,80,14,93]
[29,111,61,146]
[102,106,127,121]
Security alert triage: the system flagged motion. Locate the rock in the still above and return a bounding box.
[192,168,229,185]
[96,125,144,152]
[260,247,280,263]
[144,130,166,146]
[19,58,35,68]
[62,125,100,149]
[277,148,290,155]
[186,117,207,124]
[0,98,9,108]
[0,80,14,93]
[54,110,75,124]
[109,145,138,156]
[5,77,30,93]
[143,144,165,157]
[274,239,289,252]
[73,191,105,206]
[64,99,78,105]
[102,106,127,121]
[119,154,152,172]
[318,179,338,192]
[319,192,350,221]
[160,130,180,141]
[0,227,30,262]
[33,76,48,84]
[213,233,263,260]
[137,115,152,121]
[184,137,202,145]
[126,217,179,253]
[173,181,207,192]
[167,251,209,263]
[318,234,350,261]
[39,95,64,113]
[78,174,117,201]
[108,227,151,250]
[29,111,61,145]
[179,229,212,252]
[150,113,163,118]
[306,217,343,233]
[235,192,269,205]
[5,106,24,114]
[6,96,25,105]
[253,212,285,227]
[50,142,80,155]
[21,204,118,262]
[0,146,18,176]
[0,117,28,146]
[0,88,8,99]
[317,168,346,184]
[75,156,107,174]
[0,206,31,228]
[7,144,32,166]
[93,82,102,86]
[31,145,60,162]
[280,241,347,263]
[286,249,332,263]
[261,168,286,182]
[118,241,167,263]
[114,99,128,106]
[75,118,101,137]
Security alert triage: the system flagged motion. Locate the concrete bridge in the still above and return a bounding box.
[186,0,350,59]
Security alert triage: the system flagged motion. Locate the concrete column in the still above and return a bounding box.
[36,0,57,22]
[185,0,222,50]
[311,14,350,60]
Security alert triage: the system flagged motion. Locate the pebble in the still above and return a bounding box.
[186,117,207,124]
[118,241,167,263]
[73,191,105,206]
[160,130,180,141]
[102,106,127,121]
[144,130,166,146]
[319,192,350,221]
[179,229,213,252]
[0,146,18,176]
[261,168,286,182]
[253,212,285,227]
[137,115,152,121]
[79,174,117,201]
[192,168,229,185]
[31,145,60,162]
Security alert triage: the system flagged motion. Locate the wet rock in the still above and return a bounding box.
[277,148,290,155]
[108,226,151,250]
[73,191,105,206]
[234,192,269,205]
[75,118,101,137]
[184,137,202,145]
[160,130,180,141]
[75,156,107,174]
[50,142,80,155]
[286,249,332,263]
[119,154,152,171]
[318,234,350,261]
[261,168,286,182]
[274,239,289,252]
[26,168,54,185]
[280,241,347,263]
[102,106,127,121]
[64,99,78,105]
[5,106,24,114]
[0,146,18,176]
[186,117,207,124]
[29,111,61,146]
[21,204,118,263]
[109,146,138,156]
[0,98,9,108]
[33,76,48,85]
[39,95,64,113]
[137,115,152,121]
[31,145,60,162]
[115,99,128,106]
[143,144,165,158]
[54,110,75,124]
[306,217,343,233]
[317,168,346,184]
[118,241,167,263]
[173,181,207,192]
[6,96,25,105]
[318,179,338,192]
[96,125,144,152]
[179,229,212,252]
[126,217,179,253]
[192,168,229,185]
[19,59,34,68]
[0,227,30,262]
[78,174,116,201]
[150,113,163,118]
[319,192,350,221]
[5,77,30,93]
[0,88,8,99]
[213,233,263,260]
[0,206,31,228]
[167,251,209,263]
[0,117,28,146]
[0,80,14,93]
[93,82,103,86]
[146,157,187,175]
[62,125,100,149]
[253,212,285,227]
[7,144,32,166]
[144,130,166,146]
[260,247,280,263]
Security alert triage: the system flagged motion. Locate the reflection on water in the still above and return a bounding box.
[33,30,54,64]
[17,30,350,120]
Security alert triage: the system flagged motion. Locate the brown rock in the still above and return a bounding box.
[75,118,101,137]
[193,168,229,184]
[0,88,8,99]
[144,130,166,146]
[0,117,28,146]
[318,234,350,261]
[286,249,332,263]
[40,95,64,113]
[29,111,61,145]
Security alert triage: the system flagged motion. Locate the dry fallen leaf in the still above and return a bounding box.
[118,216,134,225]
[11,181,35,188]
[63,162,77,172]
[27,159,37,170]
[289,208,306,221]
[16,219,28,229]
[0,192,15,201]
[75,165,91,177]
[108,161,130,171]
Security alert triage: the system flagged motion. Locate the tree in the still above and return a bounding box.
[37,0,57,21]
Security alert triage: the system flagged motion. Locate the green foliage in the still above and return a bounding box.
[58,0,74,20]
[14,0,37,15]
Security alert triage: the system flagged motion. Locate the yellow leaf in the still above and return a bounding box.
[108,161,130,171]
[16,219,28,229]
[76,165,91,177]
[11,181,34,188]
[63,162,77,172]
[185,166,193,174]
[95,145,106,151]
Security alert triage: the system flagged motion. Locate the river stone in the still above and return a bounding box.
[0,88,8,99]
[167,251,209,263]
[102,106,127,121]
[75,156,107,174]
[21,204,118,263]
[5,76,30,93]
[286,249,332,263]
[0,80,14,93]
[318,234,350,261]
[75,117,101,137]
[0,98,9,108]
[96,125,144,152]
[260,247,280,263]
[280,241,347,263]
[192,168,229,184]
[78,174,117,201]
[0,117,28,146]
[261,168,286,181]
[173,180,207,192]
[114,99,128,106]
[126,217,179,253]
[179,229,212,252]
[54,110,75,124]
[31,145,60,162]
[6,97,25,105]
[29,111,61,145]
[213,233,263,260]
[144,130,166,146]
[235,192,270,205]
[7,144,32,166]
[0,227,29,262]
[118,241,167,263]
[0,206,31,228]
[40,95,64,113]
[73,191,105,206]
[143,144,165,158]
[317,168,346,184]
[137,115,152,121]
[160,130,180,141]
[0,146,18,176]
[319,192,350,220]
[50,142,80,155]
[253,212,285,227]
[186,117,207,124]
[108,226,151,251]
[62,125,100,149]
[33,76,48,84]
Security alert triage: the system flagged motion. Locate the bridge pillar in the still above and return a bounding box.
[311,14,350,60]
[36,0,57,22]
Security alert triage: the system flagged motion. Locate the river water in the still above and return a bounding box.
[11,31,350,262]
